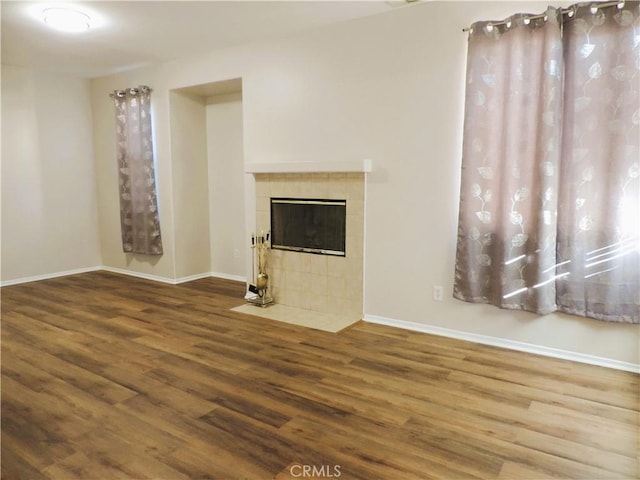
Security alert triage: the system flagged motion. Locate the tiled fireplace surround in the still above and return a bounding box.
[253,171,365,320]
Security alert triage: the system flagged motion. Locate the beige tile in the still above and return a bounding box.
[270,177,286,197]
[308,174,328,198]
[230,304,359,333]
[346,175,365,201]
[255,180,269,198]
[346,213,364,238]
[286,270,305,292]
[297,291,312,310]
[345,257,363,280]
[269,285,282,302]
[328,181,347,200]
[308,273,328,296]
[275,289,289,306]
[269,268,285,290]
[272,173,287,183]
[287,292,303,309]
[309,294,329,314]
[327,276,346,299]
[256,195,270,213]
[325,190,345,201]
[286,174,305,197]
[346,198,365,217]
[289,251,311,273]
[280,251,295,271]
[269,249,282,269]
[256,212,269,231]
[297,253,311,273]
[327,256,347,278]
[346,234,363,259]
[345,276,363,303]
[325,296,348,315]
[286,252,300,272]
[344,298,363,319]
[270,283,284,299]
[309,255,328,276]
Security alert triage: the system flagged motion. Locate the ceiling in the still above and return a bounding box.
[1,1,410,78]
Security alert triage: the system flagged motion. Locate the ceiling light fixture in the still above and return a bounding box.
[42,7,91,33]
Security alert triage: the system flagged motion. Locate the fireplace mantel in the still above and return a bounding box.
[245,159,372,174]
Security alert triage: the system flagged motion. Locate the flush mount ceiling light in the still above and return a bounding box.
[385,0,420,7]
[42,7,91,32]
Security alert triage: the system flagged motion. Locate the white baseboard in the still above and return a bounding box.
[101,267,231,285]
[211,271,247,283]
[363,314,640,373]
[100,266,178,284]
[175,272,217,284]
[0,266,102,287]
[2,266,247,287]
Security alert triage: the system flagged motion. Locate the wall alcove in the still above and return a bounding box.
[169,78,246,281]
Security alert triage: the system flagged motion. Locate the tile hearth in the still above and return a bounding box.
[231,303,360,333]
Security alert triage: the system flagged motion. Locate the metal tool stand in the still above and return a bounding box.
[246,230,274,307]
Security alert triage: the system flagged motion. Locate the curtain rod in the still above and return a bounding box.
[462,0,626,32]
[109,85,153,98]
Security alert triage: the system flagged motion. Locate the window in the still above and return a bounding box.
[454,4,639,323]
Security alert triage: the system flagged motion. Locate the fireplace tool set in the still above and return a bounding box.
[246,230,274,307]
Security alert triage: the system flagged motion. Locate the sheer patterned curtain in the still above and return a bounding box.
[112,86,163,255]
[454,2,639,323]
[557,4,639,321]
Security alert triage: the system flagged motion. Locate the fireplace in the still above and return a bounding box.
[270,198,346,256]
[251,171,366,318]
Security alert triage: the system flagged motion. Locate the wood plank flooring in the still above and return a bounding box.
[1,271,638,479]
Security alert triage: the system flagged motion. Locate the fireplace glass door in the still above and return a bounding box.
[270,198,346,256]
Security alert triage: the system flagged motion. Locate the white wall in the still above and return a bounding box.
[206,94,246,280]
[1,65,101,283]
[169,91,211,280]
[89,1,639,366]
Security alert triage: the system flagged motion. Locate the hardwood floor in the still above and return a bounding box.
[1,271,638,480]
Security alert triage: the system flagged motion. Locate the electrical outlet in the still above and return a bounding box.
[433,285,444,301]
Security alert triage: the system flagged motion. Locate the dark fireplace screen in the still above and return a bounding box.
[270,198,346,256]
